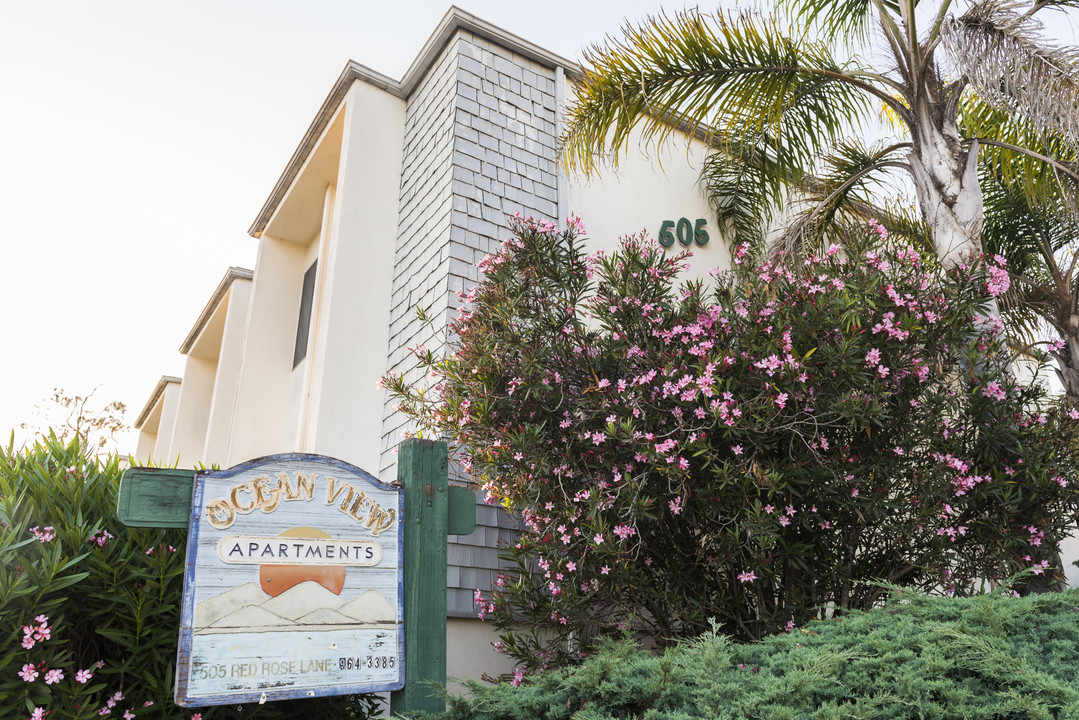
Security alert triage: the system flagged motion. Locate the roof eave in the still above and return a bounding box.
[178,266,254,355]
[247,6,580,240]
[134,376,182,430]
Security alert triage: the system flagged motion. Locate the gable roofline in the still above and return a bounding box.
[247,6,580,238]
[134,375,182,430]
[178,266,254,355]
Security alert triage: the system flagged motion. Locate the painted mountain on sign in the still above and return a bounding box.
[194,581,396,634]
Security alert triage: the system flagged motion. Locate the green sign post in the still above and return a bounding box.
[117,439,473,715]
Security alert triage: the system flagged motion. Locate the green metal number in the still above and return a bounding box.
[659,218,709,249]
[658,220,675,247]
[694,218,709,246]
[677,217,692,246]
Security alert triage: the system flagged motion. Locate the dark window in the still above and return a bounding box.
[293,260,317,368]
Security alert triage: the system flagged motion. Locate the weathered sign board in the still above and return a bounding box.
[174,454,403,707]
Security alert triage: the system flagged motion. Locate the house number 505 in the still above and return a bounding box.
[659,218,709,247]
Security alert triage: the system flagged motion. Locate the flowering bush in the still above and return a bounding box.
[385,216,1079,672]
[0,434,379,719]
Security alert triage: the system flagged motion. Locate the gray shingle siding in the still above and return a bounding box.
[379,28,560,618]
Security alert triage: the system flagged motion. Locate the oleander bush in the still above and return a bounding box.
[0,434,379,720]
[385,215,1079,673]
[428,588,1079,720]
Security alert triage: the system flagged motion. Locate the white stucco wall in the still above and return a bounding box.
[151,381,182,463]
[167,355,217,467]
[202,280,251,463]
[566,130,732,280]
[285,226,324,453]
[225,235,308,465]
[446,618,517,692]
[303,81,405,474]
[134,411,160,463]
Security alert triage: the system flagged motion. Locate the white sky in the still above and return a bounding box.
[1,2,1076,453]
[0,0,675,451]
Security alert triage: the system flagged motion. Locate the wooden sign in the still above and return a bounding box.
[174,454,404,707]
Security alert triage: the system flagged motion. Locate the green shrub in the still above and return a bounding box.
[0,434,380,720]
[427,588,1079,720]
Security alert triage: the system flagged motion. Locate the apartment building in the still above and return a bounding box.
[133,7,725,683]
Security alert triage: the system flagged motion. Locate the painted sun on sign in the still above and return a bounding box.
[175,454,404,708]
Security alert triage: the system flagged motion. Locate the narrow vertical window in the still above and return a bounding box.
[293,260,317,368]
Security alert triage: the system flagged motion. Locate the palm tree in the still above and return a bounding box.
[561,1,1079,264]
[561,0,1079,398]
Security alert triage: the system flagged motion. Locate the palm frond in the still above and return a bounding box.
[776,0,883,43]
[699,131,801,249]
[767,139,926,258]
[561,10,882,182]
[1030,1,1079,11]
[959,93,1079,219]
[939,0,1079,145]
[981,163,1079,340]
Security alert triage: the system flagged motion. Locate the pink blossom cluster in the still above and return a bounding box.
[474,589,496,621]
[29,526,55,543]
[21,615,51,649]
[984,255,1010,297]
[89,529,114,547]
[144,543,177,555]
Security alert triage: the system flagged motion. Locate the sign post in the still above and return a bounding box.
[390,439,447,715]
[117,439,474,714]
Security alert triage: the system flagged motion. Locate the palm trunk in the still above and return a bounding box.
[1052,327,1079,409]
[907,106,985,267]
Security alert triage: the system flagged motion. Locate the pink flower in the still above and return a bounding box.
[732,445,744,456]
[669,497,683,515]
[77,668,93,683]
[600,565,610,575]
[778,516,791,527]
[510,667,525,688]
[982,381,1006,401]
[29,526,55,543]
[985,260,1010,297]
[594,533,605,545]
[19,663,38,682]
[763,505,774,514]
[865,348,881,367]
[737,570,757,583]
[123,711,134,720]
[30,708,46,720]
[44,668,63,684]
